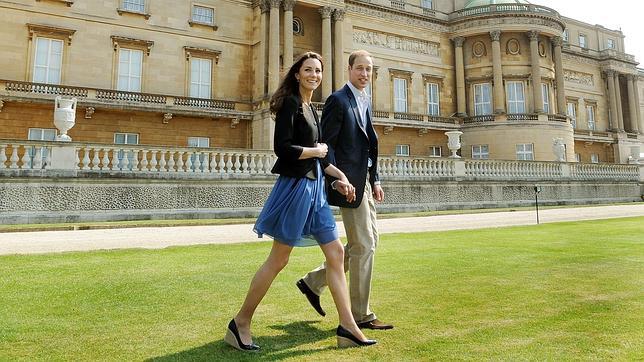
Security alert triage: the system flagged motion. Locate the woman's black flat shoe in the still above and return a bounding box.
[224,319,260,351]
[336,325,377,348]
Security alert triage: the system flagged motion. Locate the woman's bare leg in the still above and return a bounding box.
[234,241,293,344]
[320,239,368,341]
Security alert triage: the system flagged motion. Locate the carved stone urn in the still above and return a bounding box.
[445,131,463,158]
[54,96,77,142]
[552,137,566,162]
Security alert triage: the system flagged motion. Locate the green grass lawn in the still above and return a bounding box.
[1,217,643,361]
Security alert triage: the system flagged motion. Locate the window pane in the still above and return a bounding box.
[35,39,49,66]
[115,134,125,144]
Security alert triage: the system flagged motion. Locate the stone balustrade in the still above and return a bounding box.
[450,3,560,20]
[2,140,641,182]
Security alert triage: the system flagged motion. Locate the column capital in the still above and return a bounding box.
[626,74,635,81]
[452,36,465,47]
[552,36,563,47]
[268,0,281,9]
[282,0,296,11]
[489,30,501,42]
[332,8,346,22]
[259,0,270,13]
[527,30,539,41]
[319,6,333,19]
[604,69,616,77]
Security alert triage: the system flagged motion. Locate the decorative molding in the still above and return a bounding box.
[450,17,563,34]
[472,41,486,58]
[35,0,74,6]
[333,8,346,22]
[162,113,173,124]
[116,7,151,20]
[282,0,296,11]
[268,0,281,9]
[538,41,547,57]
[527,30,539,41]
[27,23,76,46]
[422,73,445,85]
[230,118,240,128]
[418,128,429,136]
[353,28,439,57]
[319,6,333,19]
[383,125,394,135]
[184,46,222,63]
[506,38,520,55]
[389,68,413,80]
[0,100,4,112]
[489,30,501,42]
[259,0,270,13]
[84,107,95,119]
[552,36,563,47]
[345,3,449,33]
[452,36,465,48]
[564,70,595,86]
[111,36,154,56]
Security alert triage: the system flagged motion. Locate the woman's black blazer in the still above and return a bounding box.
[271,95,329,178]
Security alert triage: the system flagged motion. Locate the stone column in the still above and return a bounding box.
[614,73,625,131]
[319,7,333,100]
[258,0,269,98]
[626,75,639,133]
[490,30,505,114]
[605,70,618,130]
[282,0,296,69]
[634,76,643,134]
[333,9,345,91]
[453,36,467,116]
[552,36,566,115]
[267,0,281,93]
[528,30,543,113]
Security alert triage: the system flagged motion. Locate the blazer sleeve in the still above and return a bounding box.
[273,96,303,161]
[321,94,343,167]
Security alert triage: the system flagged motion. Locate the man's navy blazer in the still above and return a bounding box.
[322,84,379,208]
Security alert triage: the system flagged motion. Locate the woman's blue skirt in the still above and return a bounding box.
[253,161,338,247]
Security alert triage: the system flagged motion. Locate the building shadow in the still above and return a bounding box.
[146,320,335,361]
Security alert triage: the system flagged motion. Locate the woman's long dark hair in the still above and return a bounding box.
[270,51,324,114]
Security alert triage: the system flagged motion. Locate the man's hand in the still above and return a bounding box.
[373,184,384,202]
[335,180,356,203]
[315,143,328,158]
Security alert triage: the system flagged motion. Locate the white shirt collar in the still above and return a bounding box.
[346,81,369,102]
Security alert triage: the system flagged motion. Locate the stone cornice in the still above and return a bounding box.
[184,46,222,63]
[27,23,76,45]
[111,36,154,55]
[345,0,449,33]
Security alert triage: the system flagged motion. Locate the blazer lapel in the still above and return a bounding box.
[344,86,368,138]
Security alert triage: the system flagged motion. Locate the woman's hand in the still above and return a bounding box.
[334,180,356,203]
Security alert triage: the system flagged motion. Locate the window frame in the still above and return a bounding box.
[189,57,213,99]
[516,143,534,161]
[395,144,410,157]
[26,24,75,84]
[607,39,615,50]
[586,104,596,130]
[590,154,599,163]
[117,48,144,92]
[189,3,218,30]
[117,0,150,18]
[111,36,153,92]
[184,46,221,98]
[473,82,493,116]
[33,37,64,85]
[506,80,526,114]
[426,82,440,116]
[393,77,408,113]
[562,29,569,42]
[578,33,587,49]
[541,83,550,114]
[471,144,489,159]
[429,145,442,157]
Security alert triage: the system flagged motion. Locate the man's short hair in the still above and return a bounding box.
[348,50,373,67]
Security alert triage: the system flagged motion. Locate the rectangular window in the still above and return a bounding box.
[426,83,440,116]
[429,146,441,157]
[516,143,534,161]
[33,37,63,84]
[27,128,57,167]
[590,154,599,163]
[474,83,492,116]
[575,153,581,162]
[421,0,432,9]
[579,34,587,48]
[472,145,489,159]
[192,5,215,25]
[393,78,407,113]
[542,83,550,114]
[189,57,212,99]
[567,102,577,129]
[395,144,410,156]
[607,39,615,49]
[562,29,569,42]
[586,105,596,130]
[506,81,525,114]
[117,48,143,92]
[122,0,145,12]
[114,132,139,170]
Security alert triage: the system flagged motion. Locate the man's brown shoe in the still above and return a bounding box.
[357,319,394,330]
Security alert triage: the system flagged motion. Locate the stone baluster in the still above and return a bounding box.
[490,30,505,114]
[167,151,176,172]
[319,6,333,100]
[528,30,543,113]
[91,148,100,170]
[131,150,140,171]
[176,151,185,172]
[234,153,242,173]
[241,154,249,173]
[82,147,91,170]
[100,149,109,171]
[9,144,19,169]
[256,154,264,174]
[74,148,80,170]
[20,146,30,169]
[453,37,467,116]
[158,151,167,172]
[121,150,130,171]
[33,146,43,169]
[0,145,6,169]
[194,152,204,172]
[225,153,233,173]
[140,150,149,171]
[185,152,194,172]
[149,150,157,171]
[218,152,226,173]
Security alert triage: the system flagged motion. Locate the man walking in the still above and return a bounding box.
[296,50,393,330]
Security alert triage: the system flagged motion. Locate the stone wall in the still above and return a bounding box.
[1,176,640,224]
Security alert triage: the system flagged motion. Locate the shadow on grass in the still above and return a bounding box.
[147,320,335,361]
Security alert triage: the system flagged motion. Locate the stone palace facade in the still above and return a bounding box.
[1,0,643,164]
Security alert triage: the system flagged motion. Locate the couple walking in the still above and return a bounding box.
[224,50,392,351]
